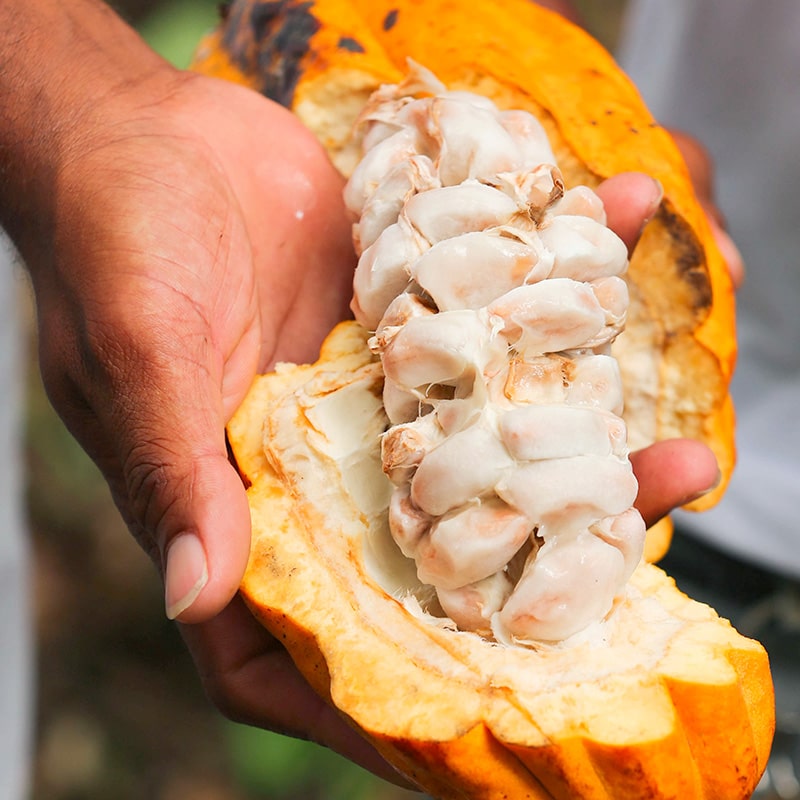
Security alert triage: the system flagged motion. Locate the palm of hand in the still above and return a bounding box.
[36,72,353,593]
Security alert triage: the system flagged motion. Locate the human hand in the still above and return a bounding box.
[31,70,354,619]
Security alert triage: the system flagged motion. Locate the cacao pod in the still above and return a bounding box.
[193,1,774,797]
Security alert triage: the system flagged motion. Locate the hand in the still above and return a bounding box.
[33,70,355,616]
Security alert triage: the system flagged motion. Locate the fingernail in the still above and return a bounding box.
[165,533,208,620]
[682,468,723,506]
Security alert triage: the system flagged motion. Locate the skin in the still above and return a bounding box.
[1,0,723,788]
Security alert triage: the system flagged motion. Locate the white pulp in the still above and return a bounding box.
[346,63,645,644]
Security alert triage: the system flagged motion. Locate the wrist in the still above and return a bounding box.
[0,0,178,264]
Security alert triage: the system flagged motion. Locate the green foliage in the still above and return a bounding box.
[224,724,404,800]
[137,0,221,68]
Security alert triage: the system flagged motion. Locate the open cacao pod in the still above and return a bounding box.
[194,1,774,797]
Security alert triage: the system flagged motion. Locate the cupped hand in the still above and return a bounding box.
[34,70,355,619]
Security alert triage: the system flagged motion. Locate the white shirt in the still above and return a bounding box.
[0,232,32,799]
[618,0,800,576]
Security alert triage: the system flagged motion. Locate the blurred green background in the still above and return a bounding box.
[25,2,624,799]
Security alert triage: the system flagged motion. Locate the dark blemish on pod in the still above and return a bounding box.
[247,0,322,108]
[660,207,713,311]
[338,35,365,52]
[383,8,399,30]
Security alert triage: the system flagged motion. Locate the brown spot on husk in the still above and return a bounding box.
[659,206,713,313]
[222,0,322,107]
[383,8,399,30]
[338,35,365,52]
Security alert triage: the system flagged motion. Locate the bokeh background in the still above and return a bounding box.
[25,2,624,799]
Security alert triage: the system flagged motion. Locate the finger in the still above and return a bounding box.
[669,130,715,204]
[594,171,663,253]
[707,214,745,289]
[180,597,417,789]
[160,453,252,624]
[631,438,720,527]
[73,310,254,625]
[131,368,251,624]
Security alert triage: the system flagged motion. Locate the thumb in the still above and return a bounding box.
[46,316,255,625]
[118,369,253,624]
[160,450,252,624]
[594,172,663,253]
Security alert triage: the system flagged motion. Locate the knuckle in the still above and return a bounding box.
[123,439,186,544]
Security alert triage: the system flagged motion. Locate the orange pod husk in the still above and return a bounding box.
[194,2,774,797]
